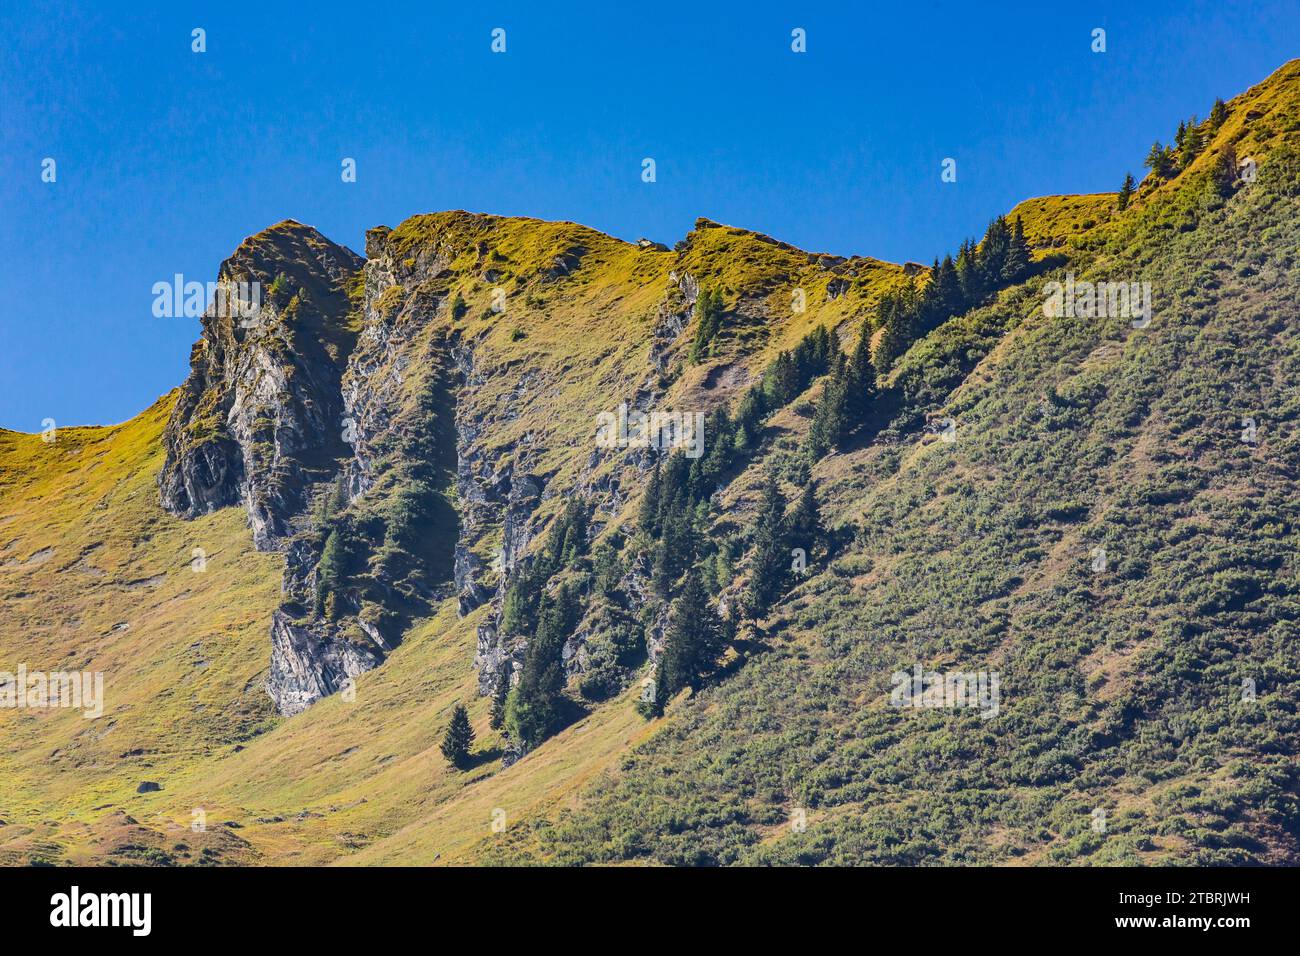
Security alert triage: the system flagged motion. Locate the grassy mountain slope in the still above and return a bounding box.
[452,60,1300,866]
[1,60,1297,866]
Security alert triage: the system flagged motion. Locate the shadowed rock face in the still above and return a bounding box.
[157,207,904,718]
[157,220,389,714]
[266,609,384,717]
[158,219,468,715]
[158,220,364,550]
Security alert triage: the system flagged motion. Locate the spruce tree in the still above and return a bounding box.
[928,255,962,328]
[639,458,662,537]
[787,481,824,564]
[441,703,475,768]
[689,288,723,362]
[844,315,876,424]
[807,353,848,458]
[315,527,346,619]
[489,668,510,730]
[508,586,576,748]
[1179,117,1204,169]
[1117,173,1136,210]
[1211,145,1239,198]
[1208,97,1228,130]
[956,239,983,302]
[593,541,622,597]
[1145,141,1175,178]
[699,409,733,491]
[1003,216,1031,282]
[658,568,724,698]
[746,473,789,617]
[979,216,1010,285]
[873,290,919,378]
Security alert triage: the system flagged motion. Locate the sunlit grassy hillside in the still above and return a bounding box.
[2,59,1297,867]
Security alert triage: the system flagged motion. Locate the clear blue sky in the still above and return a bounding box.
[1,1,1296,429]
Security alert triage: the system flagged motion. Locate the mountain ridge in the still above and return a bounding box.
[2,58,1299,865]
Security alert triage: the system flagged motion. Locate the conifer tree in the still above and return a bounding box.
[955,239,983,303]
[441,703,475,768]
[787,481,824,563]
[639,458,662,537]
[1211,144,1239,197]
[698,408,733,491]
[832,314,876,436]
[979,216,1010,285]
[1179,117,1204,169]
[927,255,962,329]
[593,541,622,598]
[1003,216,1031,282]
[746,473,789,617]
[873,290,919,378]
[489,669,510,730]
[658,568,724,698]
[507,586,576,748]
[689,288,723,362]
[315,527,346,618]
[759,351,785,406]
[1208,97,1228,130]
[1117,172,1136,210]
[1145,141,1175,178]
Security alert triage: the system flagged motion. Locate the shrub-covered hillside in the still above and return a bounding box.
[1,60,1297,867]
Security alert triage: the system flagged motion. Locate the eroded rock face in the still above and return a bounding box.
[157,221,412,716]
[158,220,364,550]
[159,212,696,718]
[266,609,384,717]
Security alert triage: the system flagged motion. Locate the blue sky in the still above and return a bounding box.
[1,1,1296,429]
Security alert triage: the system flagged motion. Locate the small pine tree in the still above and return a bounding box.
[593,541,623,597]
[1145,141,1175,178]
[745,473,789,618]
[315,527,346,618]
[489,669,510,730]
[873,298,918,378]
[441,703,475,768]
[1179,117,1204,169]
[843,316,876,425]
[1208,97,1228,130]
[1211,145,1239,198]
[979,216,1010,284]
[657,569,724,698]
[268,272,292,307]
[927,255,962,328]
[507,586,576,748]
[807,357,848,459]
[1003,216,1031,282]
[787,481,824,563]
[955,239,983,302]
[689,288,723,362]
[1117,173,1136,210]
[639,458,662,537]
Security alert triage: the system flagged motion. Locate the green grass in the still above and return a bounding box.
[2,59,1298,867]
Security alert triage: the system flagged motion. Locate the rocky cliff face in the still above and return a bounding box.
[158,220,363,549]
[158,210,902,718]
[158,219,464,715]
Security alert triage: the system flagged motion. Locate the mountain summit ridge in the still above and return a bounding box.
[1,58,1299,866]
